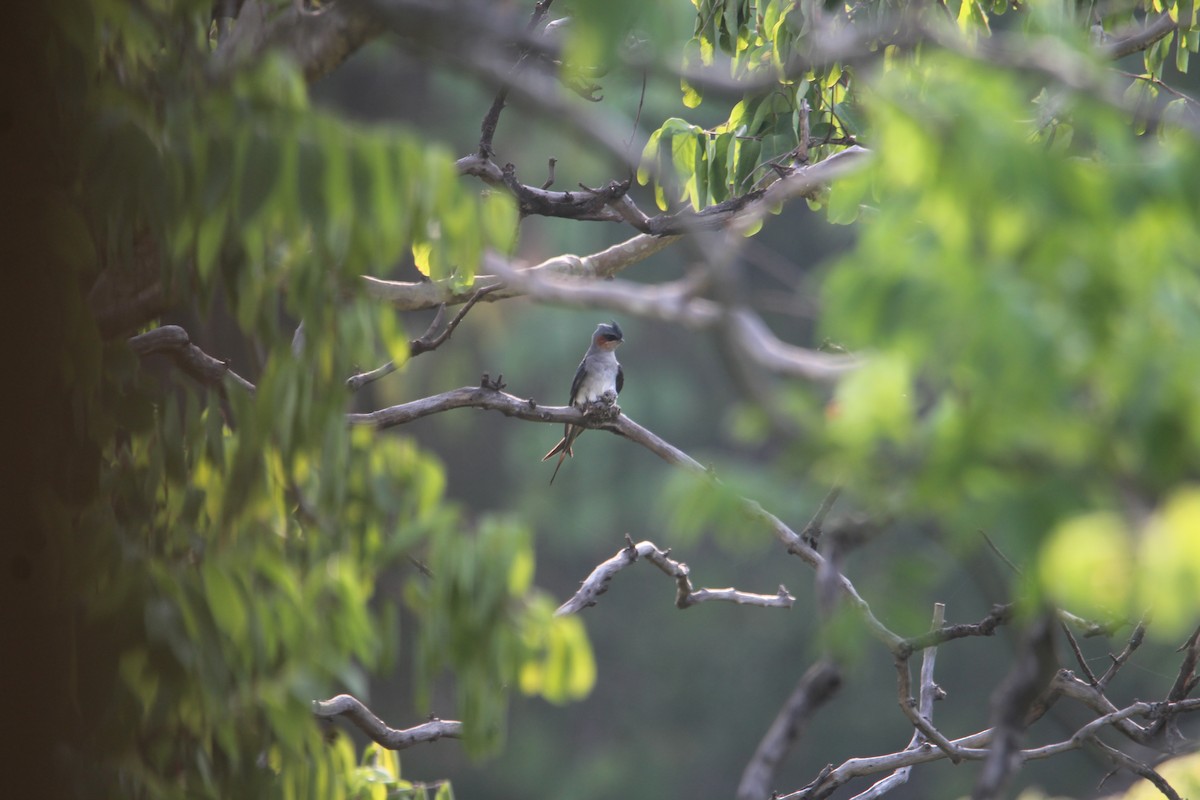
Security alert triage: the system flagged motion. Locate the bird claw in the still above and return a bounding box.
[480,372,507,391]
[583,395,621,421]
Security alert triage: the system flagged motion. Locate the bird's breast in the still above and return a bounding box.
[573,360,620,405]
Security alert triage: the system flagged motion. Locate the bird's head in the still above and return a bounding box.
[593,321,624,351]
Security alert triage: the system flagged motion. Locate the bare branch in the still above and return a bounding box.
[347,285,503,390]
[129,325,257,394]
[348,384,705,469]
[736,660,843,800]
[1086,738,1182,800]
[477,0,556,157]
[1052,669,1153,745]
[895,653,963,764]
[352,381,909,653]
[345,360,398,391]
[313,694,463,749]
[901,604,1013,654]
[973,614,1058,800]
[1147,625,1200,742]
[917,604,947,725]
[800,485,843,546]
[1061,621,1099,686]
[786,696,1200,800]
[850,603,947,800]
[1100,12,1179,60]
[362,231,680,311]
[454,144,869,232]
[555,536,794,615]
[483,260,857,383]
[1098,617,1148,690]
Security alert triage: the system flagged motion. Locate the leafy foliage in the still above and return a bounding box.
[638,0,1200,642]
[34,1,579,797]
[818,52,1200,631]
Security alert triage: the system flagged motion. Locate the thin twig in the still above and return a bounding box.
[980,530,1022,575]
[1086,738,1182,800]
[347,284,504,390]
[1061,621,1099,686]
[800,485,842,546]
[1098,617,1148,690]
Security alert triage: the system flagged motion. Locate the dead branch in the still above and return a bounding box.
[361,231,679,311]
[736,661,843,800]
[849,603,947,800]
[313,694,463,749]
[128,325,257,394]
[555,536,794,616]
[347,285,503,390]
[973,614,1058,800]
[1098,617,1148,690]
[785,696,1200,800]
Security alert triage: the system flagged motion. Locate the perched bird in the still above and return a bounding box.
[542,321,625,484]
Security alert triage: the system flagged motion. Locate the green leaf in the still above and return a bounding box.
[203,561,248,641]
[707,131,732,201]
[1137,488,1200,638]
[195,212,227,282]
[235,131,281,222]
[1038,512,1132,622]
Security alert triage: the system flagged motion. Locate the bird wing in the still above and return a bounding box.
[616,363,624,395]
[567,357,588,405]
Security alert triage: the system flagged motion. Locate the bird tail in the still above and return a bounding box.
[541,436,572,461]
[548,451,568,485]
[542,427,582,484]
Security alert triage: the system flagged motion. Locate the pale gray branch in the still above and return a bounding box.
[313,694,463,749]
[361,231,680,311]
[353,382,904,653]
[484,260,858,383]
[556,537,794,615]
[347,384,701,467]
[850,603,947,800]
[784,697,1200,799]
[1100,12,1179,60]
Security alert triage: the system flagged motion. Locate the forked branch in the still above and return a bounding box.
[556,535,794,615]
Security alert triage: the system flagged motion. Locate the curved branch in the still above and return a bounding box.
[313,694,463,749]
[128,325,257,393]
[556,536,794,615]
[1100,12,1179,60]
[362,231,680,311]
[736,660,843,800]
[455,144,870,233]
[481,260,858,383]
[347,284,502,390]
[347,383,707,468]
[354,381,906,652]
